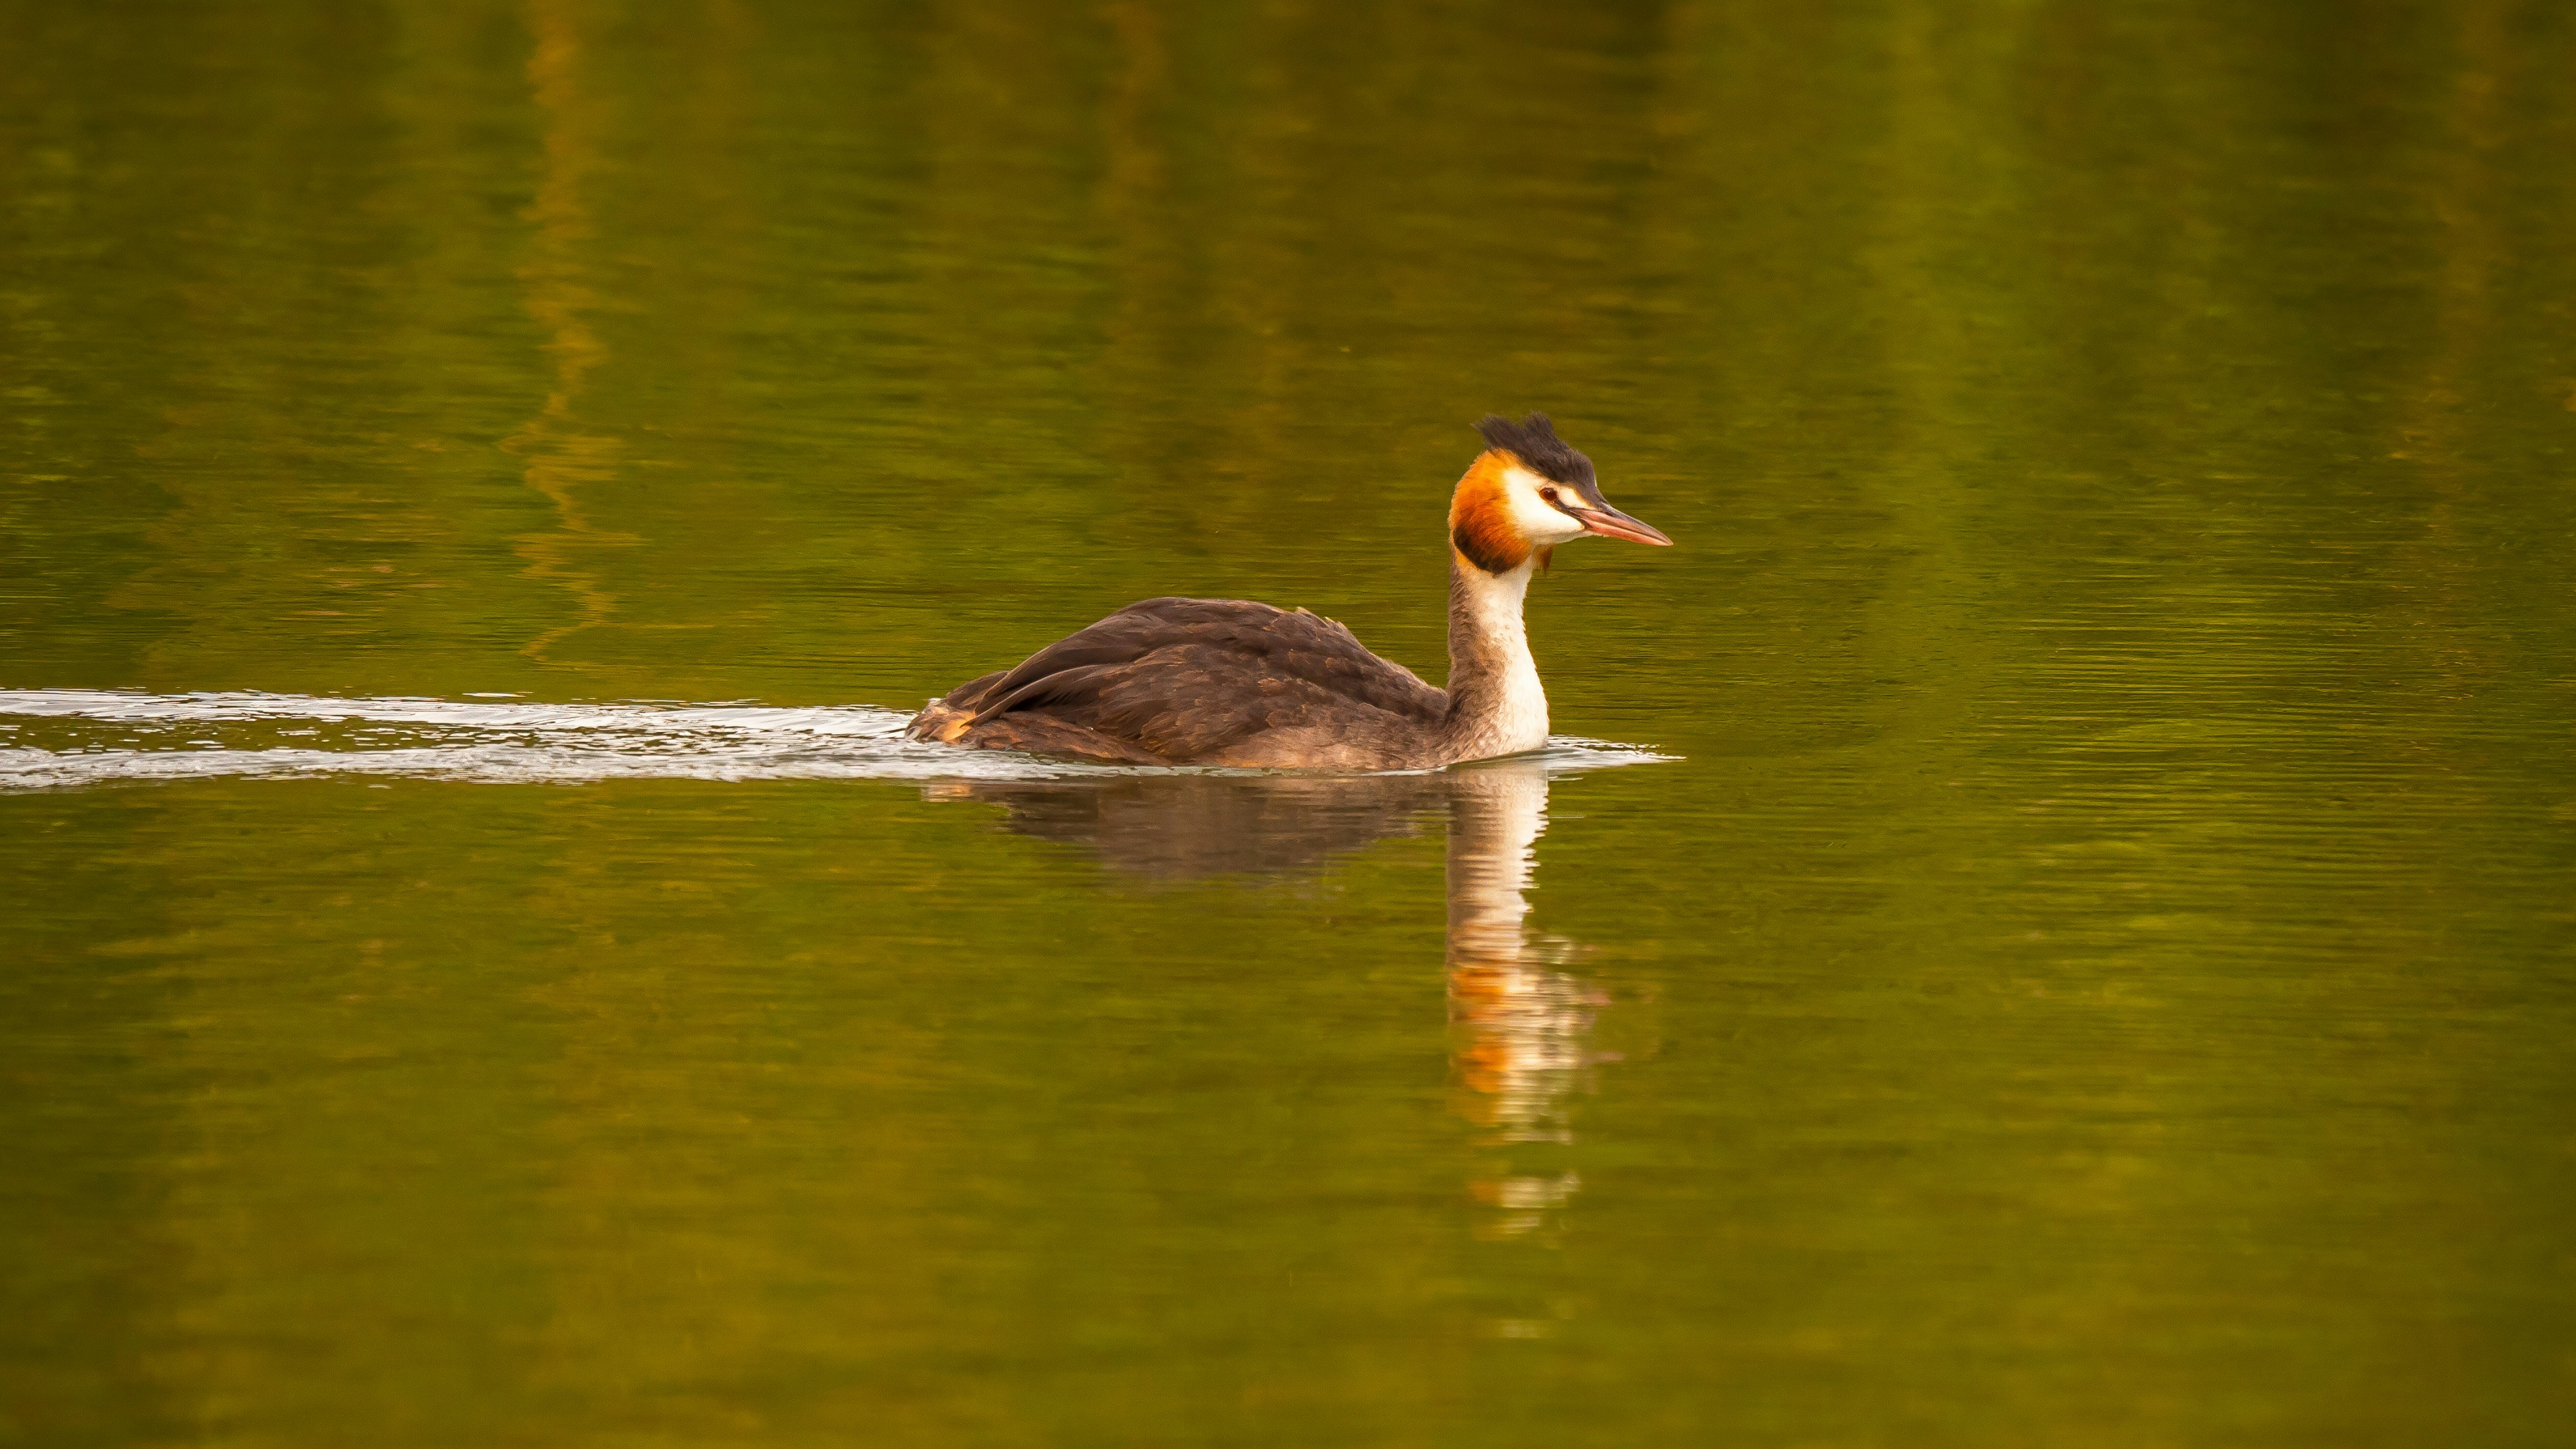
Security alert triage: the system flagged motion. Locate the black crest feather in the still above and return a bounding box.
[1474,411,1599,493]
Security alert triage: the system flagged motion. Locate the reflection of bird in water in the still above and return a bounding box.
[907,413,1669,768]
[929,758,1610,1243]
[1443,765,1603,1244]
[924,773,1446,879]
[1446,767,1585,1115]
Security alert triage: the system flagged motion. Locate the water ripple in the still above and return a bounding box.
[0,690,1667,791]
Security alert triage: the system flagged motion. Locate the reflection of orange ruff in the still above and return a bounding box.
[1448,954,1600,1132]
[1450,962,1531,1100]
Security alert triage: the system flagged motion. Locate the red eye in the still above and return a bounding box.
[1540,487,1559,504]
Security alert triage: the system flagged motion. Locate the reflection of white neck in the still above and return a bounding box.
[1446,762,1548,968]
[1446,761,1593,1159]
[1444,559,1550,761]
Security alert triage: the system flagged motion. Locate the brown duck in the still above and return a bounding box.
[906,413,1671,769]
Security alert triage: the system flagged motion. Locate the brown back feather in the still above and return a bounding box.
[945,597,1446,762]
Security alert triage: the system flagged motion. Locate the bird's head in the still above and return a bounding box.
[1448,413,1672,576]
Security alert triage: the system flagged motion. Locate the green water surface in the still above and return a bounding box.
[6,1,2575,1444]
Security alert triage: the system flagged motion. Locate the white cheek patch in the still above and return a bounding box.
[1501,465,1589,546]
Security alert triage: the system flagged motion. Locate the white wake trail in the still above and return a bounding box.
[0,690,1665,792]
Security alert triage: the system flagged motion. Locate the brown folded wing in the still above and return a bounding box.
[915,597,1448,765]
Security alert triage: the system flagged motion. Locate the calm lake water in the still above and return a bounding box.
[6,1,2574,1444]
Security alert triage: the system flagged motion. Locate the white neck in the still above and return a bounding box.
[1444,557,1550,761]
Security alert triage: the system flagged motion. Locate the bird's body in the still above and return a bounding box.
[907,414,1669,770]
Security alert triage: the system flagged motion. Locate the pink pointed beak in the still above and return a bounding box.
[1571,505,1672,546]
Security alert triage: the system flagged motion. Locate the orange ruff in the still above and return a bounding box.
[1448,450,1529,575]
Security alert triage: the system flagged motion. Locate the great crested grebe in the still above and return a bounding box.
[906,413,1671,769]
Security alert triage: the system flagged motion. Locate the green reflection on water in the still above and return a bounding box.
[5,0,2573,1443]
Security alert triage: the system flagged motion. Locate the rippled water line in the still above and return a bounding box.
[0,691,1669,790]
[0,689,910,734]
